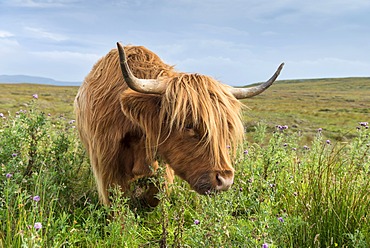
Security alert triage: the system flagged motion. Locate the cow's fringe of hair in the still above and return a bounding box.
[153,73,245,169]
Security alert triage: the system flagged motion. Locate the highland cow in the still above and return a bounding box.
[74,42,283,206]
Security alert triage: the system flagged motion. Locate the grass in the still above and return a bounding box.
[0,83,76,119]
[241,77,370,142]
[0,78,369,247]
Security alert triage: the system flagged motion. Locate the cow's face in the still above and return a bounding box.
[157,125,236,194]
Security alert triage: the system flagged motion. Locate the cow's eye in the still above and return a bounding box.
[185,124,193,129]
[185,127,200,139]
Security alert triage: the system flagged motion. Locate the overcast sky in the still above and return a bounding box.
[0,0,369,86]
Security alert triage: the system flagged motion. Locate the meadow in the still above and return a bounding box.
[0,78,369,247]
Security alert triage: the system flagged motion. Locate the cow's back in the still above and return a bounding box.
[75,46,176,152]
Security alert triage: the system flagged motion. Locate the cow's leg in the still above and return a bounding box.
[90,134,136,205]
[90,153,111,205]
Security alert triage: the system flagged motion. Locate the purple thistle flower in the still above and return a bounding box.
[6,173,13,178]
[12,153,17,157]
[276,125,288,131]
[243,149,248,155]
[194,219,200,225]
[34,222,42,230]
[303,145,309,150]
[278,217,284,223]
[317,128,323,132]
[262,243,269,248]
[226,145,231,149]
[33,195,41,202]
[359,122,368,127]
[69,120,75,124]
[326,140,331,145]
[32,94,38,99]
[283,143,288,147]
[0,113,3,118]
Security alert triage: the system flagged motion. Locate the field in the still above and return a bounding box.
[0,78,369,247]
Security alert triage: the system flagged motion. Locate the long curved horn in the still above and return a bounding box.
[230,63,284,99]
[117,42,166,94]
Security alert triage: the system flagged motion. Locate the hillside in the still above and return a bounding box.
[0,74,81,86]
[0,77,369,141]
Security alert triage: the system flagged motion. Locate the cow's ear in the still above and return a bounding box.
[120,89,162,133]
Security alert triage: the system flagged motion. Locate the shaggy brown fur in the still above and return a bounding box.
[75,45,244,205]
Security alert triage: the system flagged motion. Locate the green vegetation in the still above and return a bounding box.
[0,78,369,247]
[0,84,76,119]
[242,77,370,143]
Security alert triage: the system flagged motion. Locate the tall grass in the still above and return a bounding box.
[0,97,369,247]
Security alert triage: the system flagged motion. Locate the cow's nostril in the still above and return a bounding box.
[215,172,233,191]
[216,173,223,186]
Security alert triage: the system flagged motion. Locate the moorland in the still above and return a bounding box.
[0,77,369,247]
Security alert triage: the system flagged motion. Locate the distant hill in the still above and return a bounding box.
[0,75,81,86]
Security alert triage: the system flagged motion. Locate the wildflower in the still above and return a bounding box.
[269,183,276,188]
[317,128,323,132]
[275,125,288,131]
[32,94,38,99]
[326,140,331,145]
[226,145,231,149]
[278,217,284,223]
[243,149,248,155]
[33,195,41,202]
[303,145,309,150]
[293,192,298,196]
[194,219,200,225]
[12,153,17,157]
[69,120,75,124]
[34,222,42,230]
[359,122,368,127]
[0,113,3,117]
[262,243,269,248]
[6,173,13,178]
[292,147,297,151]
[48,113,51,116]
[283,143,288,147]
[276,125,288,131]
